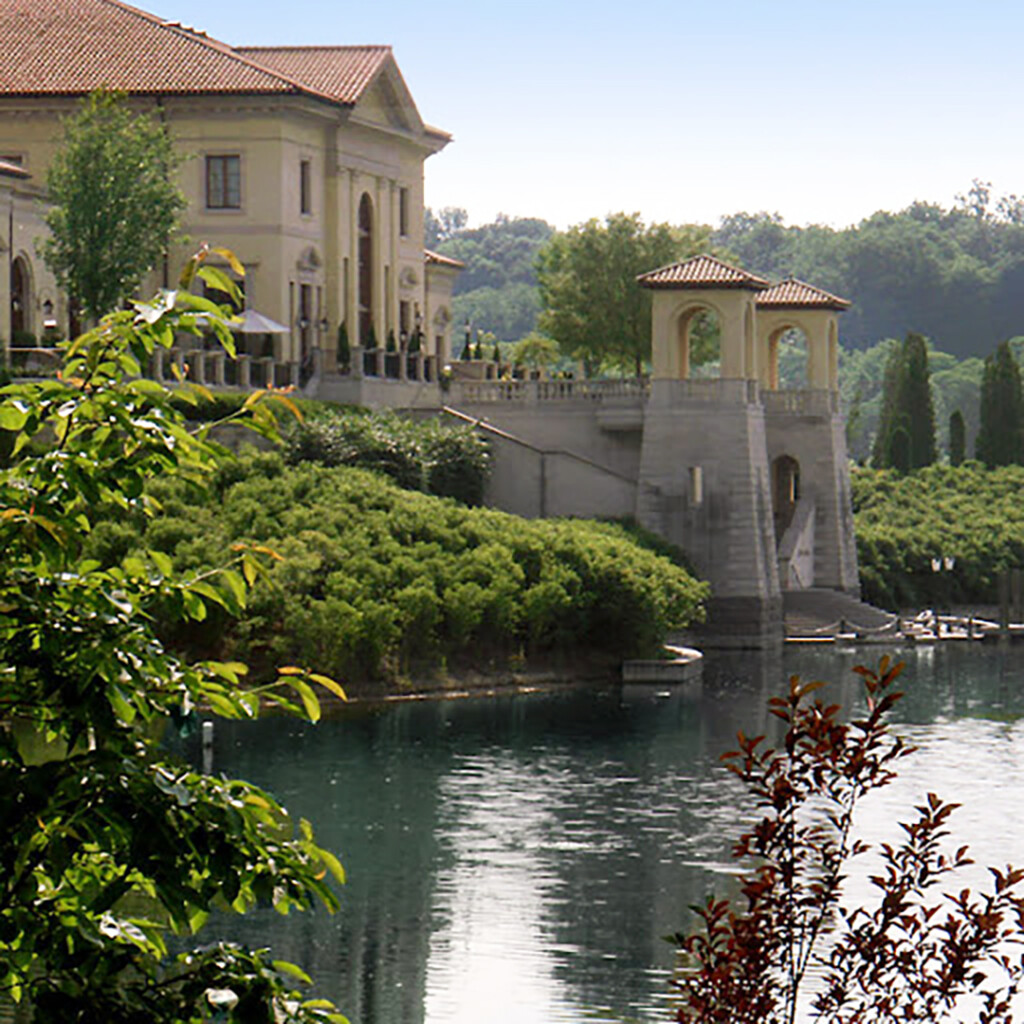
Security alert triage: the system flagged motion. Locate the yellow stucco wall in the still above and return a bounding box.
[0,76,450,361]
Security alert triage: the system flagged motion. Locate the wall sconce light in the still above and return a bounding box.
[42,299,53,318]
[318,317,329,333]
[298,317,310,331]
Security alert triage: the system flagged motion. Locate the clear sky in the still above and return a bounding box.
[155,0,1024,230]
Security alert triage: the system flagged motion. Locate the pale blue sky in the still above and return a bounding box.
[158,0,1024,230]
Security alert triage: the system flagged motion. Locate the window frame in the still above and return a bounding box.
[300,158,312,216]
[205,154,242,211]
[399,186,409,237]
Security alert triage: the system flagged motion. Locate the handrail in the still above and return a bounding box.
[441,405,637,485]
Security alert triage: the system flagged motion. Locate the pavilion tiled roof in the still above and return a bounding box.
[637,254,770,290]
[235,46,391,107]
[0,0,381,107]
[756,278,851,311]
[424,249,465,269]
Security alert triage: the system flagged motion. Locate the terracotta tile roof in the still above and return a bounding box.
[0,158,29,178]
[0,0,345,102]
[234,46,390,107]
[424,248,464,269]
[637,254,770,290]
[756,278,851,311]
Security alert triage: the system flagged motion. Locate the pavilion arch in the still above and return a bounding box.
[764,322,812,390]
[637,255,769,382]
[755,279,850,390]
[672,299,725,380]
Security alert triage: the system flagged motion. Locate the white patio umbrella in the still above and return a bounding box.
[232,309,290,334]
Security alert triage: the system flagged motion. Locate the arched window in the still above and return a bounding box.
[358,193,374,345]
[10,256,30,338]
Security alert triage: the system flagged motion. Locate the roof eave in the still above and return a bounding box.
[757,300,851,311]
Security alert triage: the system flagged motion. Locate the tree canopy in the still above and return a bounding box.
[427,211,555,344]
[0,249,346,1022]
[536,213,710,375]
[43,90,185,320]
[712,184,1024,359]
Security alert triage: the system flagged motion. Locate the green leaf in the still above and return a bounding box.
[285,677,321,724]
[273,959,312,985]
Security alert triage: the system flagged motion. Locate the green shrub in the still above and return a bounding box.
[284,410,490,504]
[853,463,1024,607]
[95,453,707,683]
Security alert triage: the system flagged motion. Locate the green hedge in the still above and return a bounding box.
[284,411,490,505]
[853,462,1024,608]
[86,452,708,683]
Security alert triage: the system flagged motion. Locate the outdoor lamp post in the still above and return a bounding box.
[930,555,956,636]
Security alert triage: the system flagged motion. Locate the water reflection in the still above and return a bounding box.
[203,643,1024,1024]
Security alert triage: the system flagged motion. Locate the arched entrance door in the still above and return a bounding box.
[772,454,800,540]
[358,193,374,345]
[10,257,29,338]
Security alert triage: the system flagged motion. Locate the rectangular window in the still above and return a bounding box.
[399,187,409,236]
[300,159,312,215]
[0,154,23,166]
[206,155,241,209]
[399,300,410,338]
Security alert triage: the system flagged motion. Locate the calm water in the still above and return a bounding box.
[199,644,1024,1024]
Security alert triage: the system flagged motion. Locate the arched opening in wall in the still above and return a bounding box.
[10,256,30,341]
[358,193,374,345]
[675,305,722,379]
[767,325,810,389]
[772,454,801,541]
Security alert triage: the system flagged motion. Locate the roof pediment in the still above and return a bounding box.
[350,56,428,137]
[756,278,851,311]
[637,254,770,291]
[235,45,391,108]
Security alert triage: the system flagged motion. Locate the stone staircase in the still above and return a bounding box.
[783,588,899,638]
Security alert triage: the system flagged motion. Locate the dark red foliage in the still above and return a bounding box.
[671,657,1024,1024]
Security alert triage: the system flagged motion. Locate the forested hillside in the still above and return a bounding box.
[430,181,1024,361]
[713,182,1024,358]
[427,207,553,345]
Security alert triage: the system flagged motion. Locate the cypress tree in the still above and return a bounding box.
[949,409,966,466]
[872,333,936,472]
[900,332,936,469]
[887,423,912,475]
[976,341,1024,466]
[336,321,350,370]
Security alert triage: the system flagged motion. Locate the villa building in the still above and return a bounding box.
[0,1,865,644]
[0,0,461,392]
